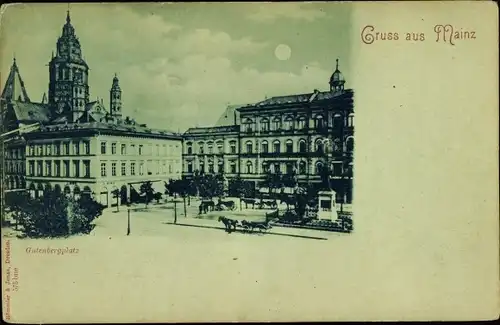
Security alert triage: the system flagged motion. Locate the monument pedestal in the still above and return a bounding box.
[317,190,339,221]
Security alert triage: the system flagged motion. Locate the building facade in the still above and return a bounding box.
[1,11,182,207]
[182,60,354,203]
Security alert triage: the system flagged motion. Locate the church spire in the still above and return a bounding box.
[1,57,31,102]
[110,74,122,117]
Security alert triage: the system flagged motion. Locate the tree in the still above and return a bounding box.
[261,170,283,197]
[197,173,224,199]
[153,192,162,203]
[111,189,120,212]
[68,194,106,234]
[5,191,31,230]
[13,189,105,238]
[139,181,154,208]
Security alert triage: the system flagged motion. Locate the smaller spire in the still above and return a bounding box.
[12,55,17,68]
[335,58,339,71]
[66,6,71,23]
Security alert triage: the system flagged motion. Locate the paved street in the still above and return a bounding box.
[91,197,349,241]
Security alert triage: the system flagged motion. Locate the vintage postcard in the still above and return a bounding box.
[1,1,498,323]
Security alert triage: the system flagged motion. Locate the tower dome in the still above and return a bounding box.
[329,58,345,92]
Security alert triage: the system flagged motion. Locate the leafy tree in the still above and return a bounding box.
[139,181,154,208]
[261,170,283,197]
[197,173,224,199]
[13,189,105,238]
[68,194,106,234]
[153,192,163,203]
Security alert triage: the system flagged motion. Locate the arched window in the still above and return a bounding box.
[207,141,213,154]
[286,162,294,175]
[198,142,204,154]
[316,162,324,175]
[348,113,354,127]
[297,116,307,129]
[230,161,237,174]
[187,161,193,173]
[73,185,81,197]
[285,139,293,153]
[315,115,324,129]
[298,139,307,153]
[260,118,270,132]
[273,140,281,153]
[83,186,92,197]
[229,141,237,154]
[262,162,269,173]
[186,142,192,155]
[273,117,281,131]
[333,113,343,129]
[245,141,253,153]
[216,141,224,154]
[333,138,342,152]
[346,137,354,152]
[208,161,214,174]
[218,160,224,173]
[244,118,254,133]
[246,161,253,174]
[199,162,205,173]
[54,184,62,194]
[261,140,269,153]
[299,161,307,174]
[316,139,324,153]
[284,116,294,131]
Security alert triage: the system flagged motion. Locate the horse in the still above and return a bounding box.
[218,216,239,233]
[217,199,236,211]
[201,200,215,212]
[241,198,256,209]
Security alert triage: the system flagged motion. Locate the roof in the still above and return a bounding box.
[1,58,31,102]
[214,104,247,126]
[184,125,239,135]
[28,121,182,140]
[10,101,51,123]
[238,89,353,111]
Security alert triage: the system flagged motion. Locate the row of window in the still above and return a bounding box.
[28,160,91,178]
[100,141,179,156]
[4,148,25,159]
[100,161,179,177]
[186,138,354,155]
[185,160,351,176]
[185,141,237,155]
[186,160,231,174]
[28,141,90,156]
[5,162,25,174]
[242,114,354,133]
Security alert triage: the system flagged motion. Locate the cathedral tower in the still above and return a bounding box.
[109,74,122,117]
[48,10,90,122]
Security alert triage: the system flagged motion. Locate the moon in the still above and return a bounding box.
[275,44,292,61]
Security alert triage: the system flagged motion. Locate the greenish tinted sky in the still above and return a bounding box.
[0,3,352,131]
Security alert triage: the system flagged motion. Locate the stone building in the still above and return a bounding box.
[182,60,354,203]
[1,11,182,207]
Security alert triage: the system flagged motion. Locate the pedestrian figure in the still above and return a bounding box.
[198,203,203,215]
